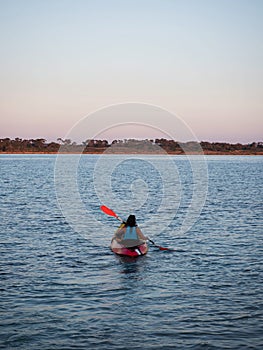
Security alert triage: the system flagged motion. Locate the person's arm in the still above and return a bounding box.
[114,227,125,242]
[136,227,148,241]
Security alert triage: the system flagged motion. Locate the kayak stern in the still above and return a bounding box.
[110,238,148,257]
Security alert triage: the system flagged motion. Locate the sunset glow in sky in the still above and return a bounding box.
[0,0,262,143]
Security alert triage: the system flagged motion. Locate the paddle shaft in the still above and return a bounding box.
[148,239,175,251]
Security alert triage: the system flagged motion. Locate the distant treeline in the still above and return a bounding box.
[0,137,263,154]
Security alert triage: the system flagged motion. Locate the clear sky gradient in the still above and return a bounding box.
[0,0,262,143]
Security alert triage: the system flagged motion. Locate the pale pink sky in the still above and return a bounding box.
[0,0,262,143]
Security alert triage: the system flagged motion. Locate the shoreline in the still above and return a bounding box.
[1,139,262,155]
[1,151,263,156]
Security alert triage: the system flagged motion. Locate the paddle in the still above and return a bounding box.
[100,205,123,222]
[100,205,175,251]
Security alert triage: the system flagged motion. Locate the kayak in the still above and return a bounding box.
[110,238,148,257]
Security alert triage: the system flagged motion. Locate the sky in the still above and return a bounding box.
[0,0,262,143]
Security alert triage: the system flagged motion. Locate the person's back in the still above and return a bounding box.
[123,226,138,240]
[122,226,142,247]
[115,215,148,247]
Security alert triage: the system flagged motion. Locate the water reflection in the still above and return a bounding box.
[116,255,148,277]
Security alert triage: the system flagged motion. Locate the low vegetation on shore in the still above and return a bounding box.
[0,137,263,155]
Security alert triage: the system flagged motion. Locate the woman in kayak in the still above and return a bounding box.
[115,215,148,247]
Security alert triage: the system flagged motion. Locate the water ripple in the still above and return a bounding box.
[0,155,262,349]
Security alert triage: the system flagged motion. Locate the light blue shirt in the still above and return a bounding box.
[123,226,138,240]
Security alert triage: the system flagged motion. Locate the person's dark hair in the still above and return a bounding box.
[125,215,137,227]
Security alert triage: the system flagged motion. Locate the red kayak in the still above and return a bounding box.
[110,238,148,257]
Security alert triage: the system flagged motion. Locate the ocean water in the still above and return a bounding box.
[0,154,262,350]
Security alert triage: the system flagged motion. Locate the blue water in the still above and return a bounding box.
[0,154,262,349]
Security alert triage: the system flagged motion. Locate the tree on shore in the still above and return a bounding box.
[0,138,262,154]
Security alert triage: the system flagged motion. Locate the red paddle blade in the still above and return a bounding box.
[100,205,118,218]
[149,239,175,251]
